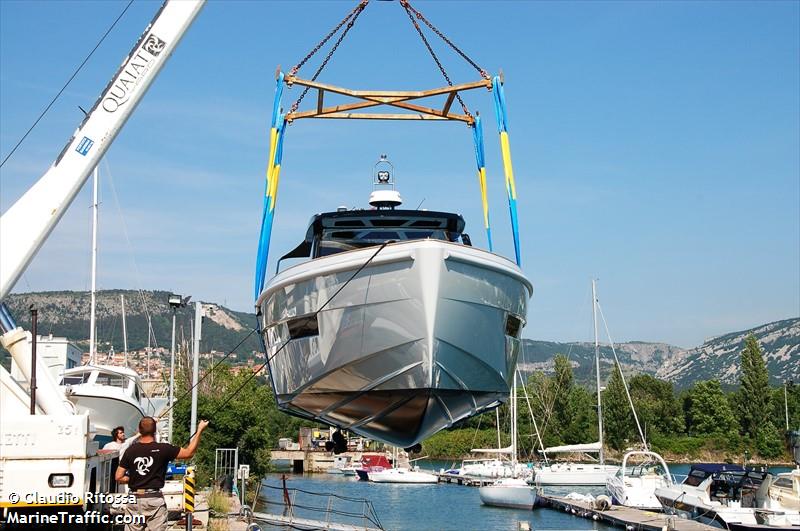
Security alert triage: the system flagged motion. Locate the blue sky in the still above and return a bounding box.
[1,0,798,347]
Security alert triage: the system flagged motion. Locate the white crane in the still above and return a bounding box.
[0,0,205,413]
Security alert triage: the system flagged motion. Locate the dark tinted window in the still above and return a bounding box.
[684,469,709,487]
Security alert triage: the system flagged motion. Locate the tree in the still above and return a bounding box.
[629,374,685,437]
[562,385,598,445]
[525,371,559,446]
[684,380,737,437]
[756,421,785,459]
[603,362,633,450]
[739,335,771,438]
[173,365,312,486]
[551,354,575,441]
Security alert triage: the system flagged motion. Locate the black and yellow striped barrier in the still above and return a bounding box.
[183,466,195,513]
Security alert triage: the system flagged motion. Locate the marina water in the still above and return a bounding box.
[259,462,793,530]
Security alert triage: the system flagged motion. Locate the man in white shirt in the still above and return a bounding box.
[103,426,126,450]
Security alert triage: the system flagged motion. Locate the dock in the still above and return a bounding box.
[436,471,497,487]
[537,494,716,531]
[271,450,370,473]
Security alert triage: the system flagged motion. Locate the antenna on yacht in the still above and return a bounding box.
[369,154,402,210]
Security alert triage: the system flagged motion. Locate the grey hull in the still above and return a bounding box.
[257,240,532,447]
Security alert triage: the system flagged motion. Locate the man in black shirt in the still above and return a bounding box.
[116,416,209,531]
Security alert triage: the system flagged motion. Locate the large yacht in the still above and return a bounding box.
[257,158,532,447]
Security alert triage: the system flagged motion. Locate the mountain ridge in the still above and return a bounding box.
[3,290,797,388]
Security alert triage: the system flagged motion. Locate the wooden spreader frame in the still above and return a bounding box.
[283,74,493,125]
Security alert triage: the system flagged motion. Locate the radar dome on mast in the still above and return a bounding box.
[369,154,402,209]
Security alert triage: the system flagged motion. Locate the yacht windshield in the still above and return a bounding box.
[317,228,454,257]
[95,372,129,389]
[60,372,91,386]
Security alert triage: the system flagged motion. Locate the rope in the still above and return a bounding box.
[289,1,370,113]
[0,0,135,168]
[595,299,648,450]
[154,327,257,423]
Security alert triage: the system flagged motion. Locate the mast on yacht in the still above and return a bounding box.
[88,166,99,364]
[592,279,605,465]
[121,294,128,366]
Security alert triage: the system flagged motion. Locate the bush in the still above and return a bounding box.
[207,488,231,515]
[650,434,705,456]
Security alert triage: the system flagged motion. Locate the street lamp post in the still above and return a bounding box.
[168,294,190,444]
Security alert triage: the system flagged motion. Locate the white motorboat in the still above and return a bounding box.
[341,465,361,477]
[368,467,438,484]
[326,455,352,475]
[59,364,145,440]
[655,463,800,529]
[767,468,799,512]
[606,450,673,510]
[257,159,532,447]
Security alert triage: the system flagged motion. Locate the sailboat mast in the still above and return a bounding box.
[121,294,128,366]
[88,165,99,363]
[495,408,502,450]
[146,315,152,379]
[592,279,604,465]
[511,371,518,472]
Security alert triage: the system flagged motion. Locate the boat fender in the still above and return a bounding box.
[594,495,612,511]
[246,524,261,531]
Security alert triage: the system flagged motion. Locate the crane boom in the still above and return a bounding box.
[0,0,205,300]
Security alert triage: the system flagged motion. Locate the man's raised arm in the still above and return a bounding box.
[176,419,210,460]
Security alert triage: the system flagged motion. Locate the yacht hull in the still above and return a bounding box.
[258,240,531,447]
[66,393,144,438]
[479,478,536,509]
[532,463,619,486]
[368,468,438,484]
[607,478,663,511]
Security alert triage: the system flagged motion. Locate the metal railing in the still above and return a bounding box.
[250,476,383,531]
[213,447,238,492]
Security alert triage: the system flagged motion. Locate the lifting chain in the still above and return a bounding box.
[401,0,489,80]
[287,0,489,119]
[289,0,370,114]
[399,0,479,118]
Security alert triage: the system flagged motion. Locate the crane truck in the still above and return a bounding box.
[0,1,205,523]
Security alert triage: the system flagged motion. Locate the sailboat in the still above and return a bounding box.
[257,157,532,448]
[531,280,619,486]
[368,448,439,484]
[478,371,536,509]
